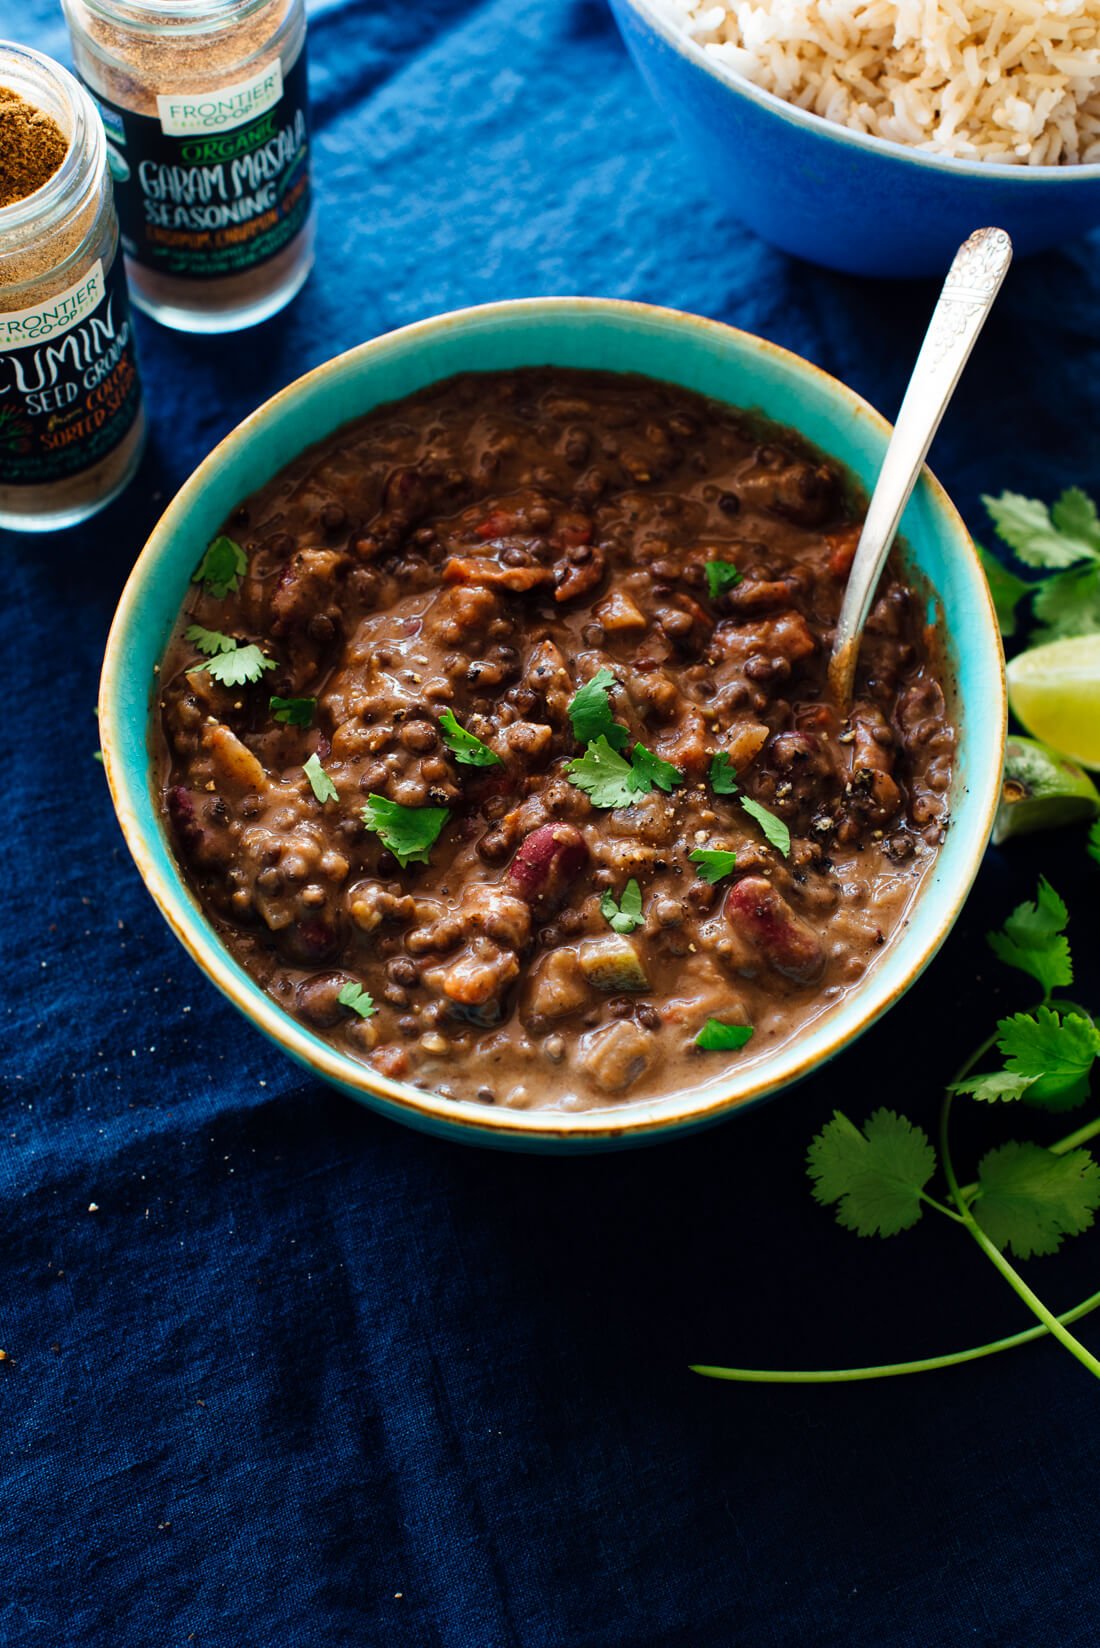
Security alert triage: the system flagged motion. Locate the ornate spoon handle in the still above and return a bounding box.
[828,227,1013,707]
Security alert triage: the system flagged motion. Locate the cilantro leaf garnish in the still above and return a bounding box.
[974,487,1100,645]
[600,879,644,935]
[709,752,738,795]
[948,1008,1100,1110]
[973,1141,1100,1260]
[186,625,274,686]
[698,869,1100,1388]
[808,1109,936,1238]
[629,742,682,794]
[704,560,743,600]
[439,707,501,768]
[362,794,450,868]
[337,981,376,1019]
[566,737,637,809]
[566,737,684,808]
[996,1007,1099,1110]
[983,489,1100,569]
[689,848,737,885]
[202,644,276,688]
[1031,562,1100,645]
[1090,820,1100,865]
[270,695,316,728]
[976,544,1030,637]
[568,668,629,750]
[949,1071,1037,1104]
[186,623,237,657]
[740,795,791,858]
[192,534,248,599]
[987,877,1072,997]
[696,1019,754,1052]
[303,752,339,805]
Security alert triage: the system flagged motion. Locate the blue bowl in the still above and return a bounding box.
[99,298,1005,1150]
[610,0,1100,276]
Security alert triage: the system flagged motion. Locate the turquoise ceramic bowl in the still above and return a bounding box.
[610,0,1100,276]
[100,298,1005,1151]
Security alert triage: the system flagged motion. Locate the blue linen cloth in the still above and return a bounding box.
[3,2,1100,1643]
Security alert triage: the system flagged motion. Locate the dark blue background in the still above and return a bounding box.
[4,2,1100,1643]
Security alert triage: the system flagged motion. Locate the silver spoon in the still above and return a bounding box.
[828,226,1013,708]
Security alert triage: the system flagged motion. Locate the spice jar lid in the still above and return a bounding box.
[72,0,282,38]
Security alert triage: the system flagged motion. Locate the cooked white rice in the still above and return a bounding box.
[653,0,1100,163]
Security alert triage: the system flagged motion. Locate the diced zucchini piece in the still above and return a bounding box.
[578,935,649,993]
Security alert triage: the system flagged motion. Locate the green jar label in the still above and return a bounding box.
[0,256,142,486]
[90,48,311,283]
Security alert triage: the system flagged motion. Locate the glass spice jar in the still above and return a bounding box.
[63,0,314,334]
[0,41,145,533]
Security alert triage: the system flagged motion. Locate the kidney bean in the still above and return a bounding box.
[296,971,353,1028]
[725,876,825,983]
[505,823,589,916]
[286,917,341,966]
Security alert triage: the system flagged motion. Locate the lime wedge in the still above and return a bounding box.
[1007,635,1100,768]
[992,734,1100,844]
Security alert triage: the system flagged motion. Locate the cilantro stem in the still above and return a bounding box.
[1049,997,1098,1020]
[690,1286,1100,1383]
[918,1190,967,1223]
[939,1089,1100,1381]
[953,1027,1000,1086]
[1049,1115,1100,1157]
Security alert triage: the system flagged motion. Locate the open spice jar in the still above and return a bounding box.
[0,41,145,532]
[63,0,314,333]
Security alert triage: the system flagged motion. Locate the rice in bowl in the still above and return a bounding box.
[655,0,1100,164]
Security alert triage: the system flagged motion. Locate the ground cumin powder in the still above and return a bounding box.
[0,44,144,530]
[0,87,69,207]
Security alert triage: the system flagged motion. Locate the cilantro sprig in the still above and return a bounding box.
[709,752,738,795]
[740,796,791,859]
[337,982,376,1019]
[564,670,684,808]
[271,695,316,727]
[194,641,276,690]
[567,668,629,751]
[696,1020,753,1052]
[601,880,644,935]
[186,624,237,657]
[362,794,450,868]
[185,624,274,686]
[704,560,742,600]
[986,876,1072,997]
[192,535,247,599]
[702,752,790,858]
[979,487,1100,644]
[689,848,737,885]
[566,737,683,810]
[693,869,1100,1389]
[807,1110,937,1237]
[630,742,682,794]
[566,737,636,808]
[303,752,339,804]
[204,645,275,688]
[439,708,501,768]
[973,1142,1100,1260]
